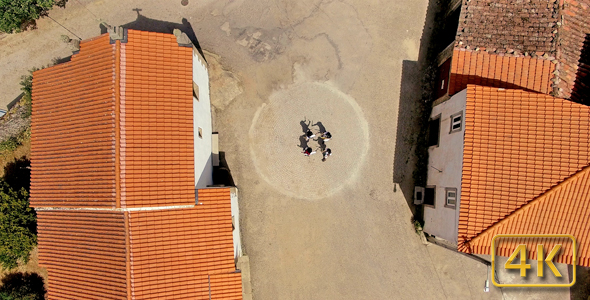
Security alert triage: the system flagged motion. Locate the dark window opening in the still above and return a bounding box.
[424,186,435,206]
[428,117,440,147]
[436,6,462,53]
[435,58,452,99]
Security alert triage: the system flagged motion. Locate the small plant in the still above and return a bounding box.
[19,67,37,119]
[411,216,425,235]
[0,137,19,155]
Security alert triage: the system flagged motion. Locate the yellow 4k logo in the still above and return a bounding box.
[505,244,562,277]
[491,234,577,287]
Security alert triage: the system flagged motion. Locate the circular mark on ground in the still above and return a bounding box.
[249,82,369,200]
[181,0,189,6]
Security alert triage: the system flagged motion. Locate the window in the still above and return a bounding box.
[428,115,441,147]
[445,188,457,208]
[424,186,435,207]
[198,127,203,139]
[193,81,199,101]
[435,58,451,99]
[450,111,462,133]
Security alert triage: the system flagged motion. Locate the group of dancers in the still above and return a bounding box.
[302,130,332,161]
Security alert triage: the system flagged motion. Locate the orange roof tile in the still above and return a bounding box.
[459,164,590,267]
[120,29,195,208]
[448,49,556,96]
[554,0,590,101]
[37,210,128,299]
[31,30,196,209]
[31,34,117,208]
[451,0,590,102]
[128,188,241,299]
[458,85,590,250]
[32,30,241,299]
[455,0,559,56]
[38,189,241,300]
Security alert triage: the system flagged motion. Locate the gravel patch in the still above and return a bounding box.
[0,103,30,143]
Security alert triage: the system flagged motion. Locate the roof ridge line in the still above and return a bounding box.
[35,204,196,211]
[461,163,590,249]
[124,211,131,300]
[454,47,557,62]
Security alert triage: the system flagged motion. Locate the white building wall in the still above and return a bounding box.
[230,187,243,259]
[423,89,467,244]
[193,48,213,188]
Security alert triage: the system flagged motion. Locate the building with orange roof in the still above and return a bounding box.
[417,0,590,270]
[420,85,590,267]
[433,0,590,104]
[31,27,247,299]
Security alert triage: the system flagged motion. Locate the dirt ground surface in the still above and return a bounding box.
[0,0,574,299]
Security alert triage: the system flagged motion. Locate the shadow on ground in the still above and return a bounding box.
[569,265,590,300]
[0,272,46,300]
[3,156,31,192]
[212,152,235,187]
[101,10,206,61]
[393,0,440,220]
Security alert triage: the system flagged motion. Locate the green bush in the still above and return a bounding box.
[0,181,36,270]
[19,68,37,119]
[0,0,56,33]
[0,138,19,156]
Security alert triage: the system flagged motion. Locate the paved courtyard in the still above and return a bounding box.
[0,0,568,299]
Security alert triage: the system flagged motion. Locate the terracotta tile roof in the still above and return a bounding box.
[37,210,128,299]
[458,85,590,248]
[121,30,195,208]
[128,189,241,299]
[31,30,196,209]
[31,34,117,208]
[32,30,242,299]
[38,189,241,300]
[554,0,590,101]
[455,0,559,56]
[459,164,590,267]
[449,49,556,96]
[452,0,590,102]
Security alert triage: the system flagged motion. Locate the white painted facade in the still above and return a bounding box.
[423,89,467,244]
[192,47,214,188]
[230,187,243,259]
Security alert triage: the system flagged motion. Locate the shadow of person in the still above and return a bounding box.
[300,119,312,133]
[312,121,326,134]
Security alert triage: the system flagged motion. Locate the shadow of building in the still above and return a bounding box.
[571,34,590,105]
[393,0,442,218]
[102,9,206,62]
